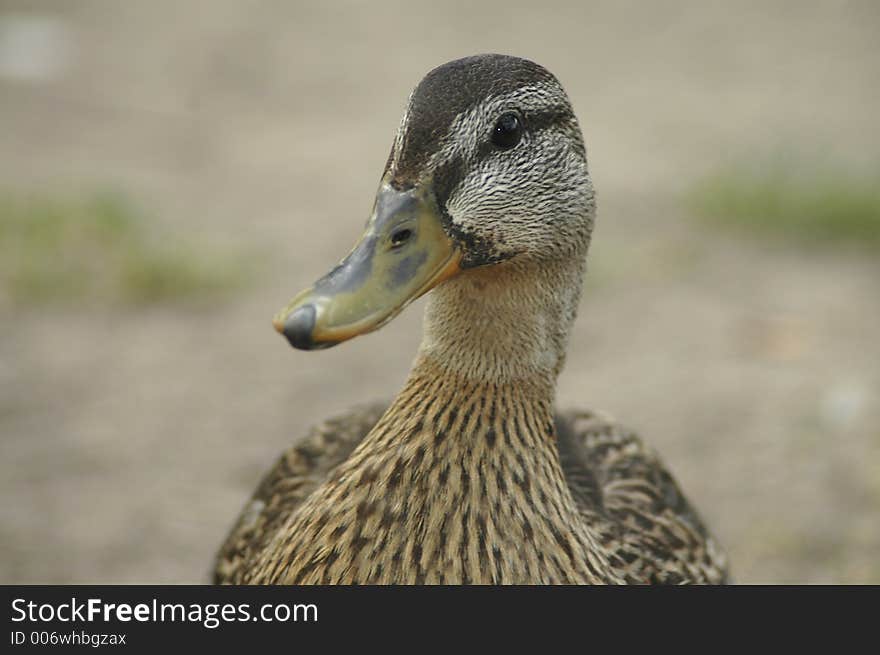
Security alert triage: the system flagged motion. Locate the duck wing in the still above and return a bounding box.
[556,410,729,584]
[213,402,387,584]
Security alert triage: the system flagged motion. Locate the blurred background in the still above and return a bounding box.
[1,0,878,583]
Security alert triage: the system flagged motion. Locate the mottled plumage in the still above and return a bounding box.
[214,54,728,584]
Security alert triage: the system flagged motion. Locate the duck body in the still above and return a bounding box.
[216,366,726,584]
[214,54,728,584]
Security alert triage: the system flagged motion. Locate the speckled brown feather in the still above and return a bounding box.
[214,368,727,584]
[213,404,386,584]
[556,411,728,584]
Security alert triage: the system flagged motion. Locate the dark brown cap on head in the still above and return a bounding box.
[389,54,561,187]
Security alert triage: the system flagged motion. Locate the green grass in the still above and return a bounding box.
[0,190,250,306]
[687,160,880,248]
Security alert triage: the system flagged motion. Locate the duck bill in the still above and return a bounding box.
[273,183,462,350]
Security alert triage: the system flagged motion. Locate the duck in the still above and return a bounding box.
[213,54,728,584]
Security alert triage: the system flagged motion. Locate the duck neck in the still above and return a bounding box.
[337,355,613,583]
[416,250,587,388]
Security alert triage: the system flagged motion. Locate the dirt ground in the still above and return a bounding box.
[1,1,878,583]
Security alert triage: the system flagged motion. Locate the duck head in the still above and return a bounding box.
[274,54,595,350]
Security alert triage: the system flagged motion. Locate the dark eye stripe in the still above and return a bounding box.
[469,106,574,162]
[432,105,578,204]
[526,106,575,131]
[396,99,580,217]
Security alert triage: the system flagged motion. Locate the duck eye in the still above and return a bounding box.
[390,228,413,248]
[491,113,522,150]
